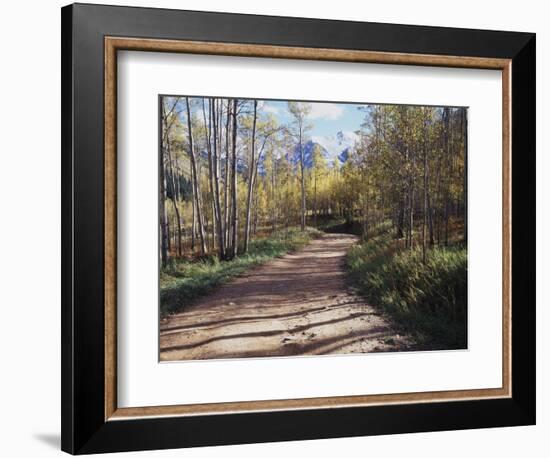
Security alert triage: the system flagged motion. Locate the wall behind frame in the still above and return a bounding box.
[0,0,544,457]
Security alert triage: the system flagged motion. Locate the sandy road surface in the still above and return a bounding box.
[160,233,414,361]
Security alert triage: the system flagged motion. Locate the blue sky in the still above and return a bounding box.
[172,96,370,159]
[261,100,367,157]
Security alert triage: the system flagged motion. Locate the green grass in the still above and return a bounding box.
[347,229,467,349]
[160,227,322,317]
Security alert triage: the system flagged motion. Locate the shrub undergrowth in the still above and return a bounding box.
[347,229,467,349]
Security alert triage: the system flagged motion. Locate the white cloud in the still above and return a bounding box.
[260,102,280,115]
[308,103,344,120]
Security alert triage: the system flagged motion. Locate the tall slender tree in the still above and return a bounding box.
[224,100,231,250]
[211,99,225,258]
[243,100,258,254]
[228,98,239,259]
[162,99,184,257]
[185,97,207,255]
[287,102,312,231]
[159,98,180,266]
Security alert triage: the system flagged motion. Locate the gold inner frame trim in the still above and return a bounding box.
[104,36,512,421]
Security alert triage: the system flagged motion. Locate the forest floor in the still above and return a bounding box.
[160,233,417,361]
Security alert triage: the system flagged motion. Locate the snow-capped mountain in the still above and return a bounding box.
[338,147,351,164]
[288,130,359,168]
[291,140,331,168]
[200,129,359,178]
[311,130,358,164]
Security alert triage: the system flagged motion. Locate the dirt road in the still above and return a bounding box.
[160,233,414,361]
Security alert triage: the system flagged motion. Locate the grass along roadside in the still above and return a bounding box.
[160,227,322,317]
[347,226,467,349]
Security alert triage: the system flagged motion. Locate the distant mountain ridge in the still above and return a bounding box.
[338,147,351,164]
[290,131,357,168]
[200,130,356,177]
[291,140,330,168]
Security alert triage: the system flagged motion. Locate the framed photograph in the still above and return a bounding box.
[61,3,536,454]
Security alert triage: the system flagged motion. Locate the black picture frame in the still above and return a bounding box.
[61,3,535,454]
